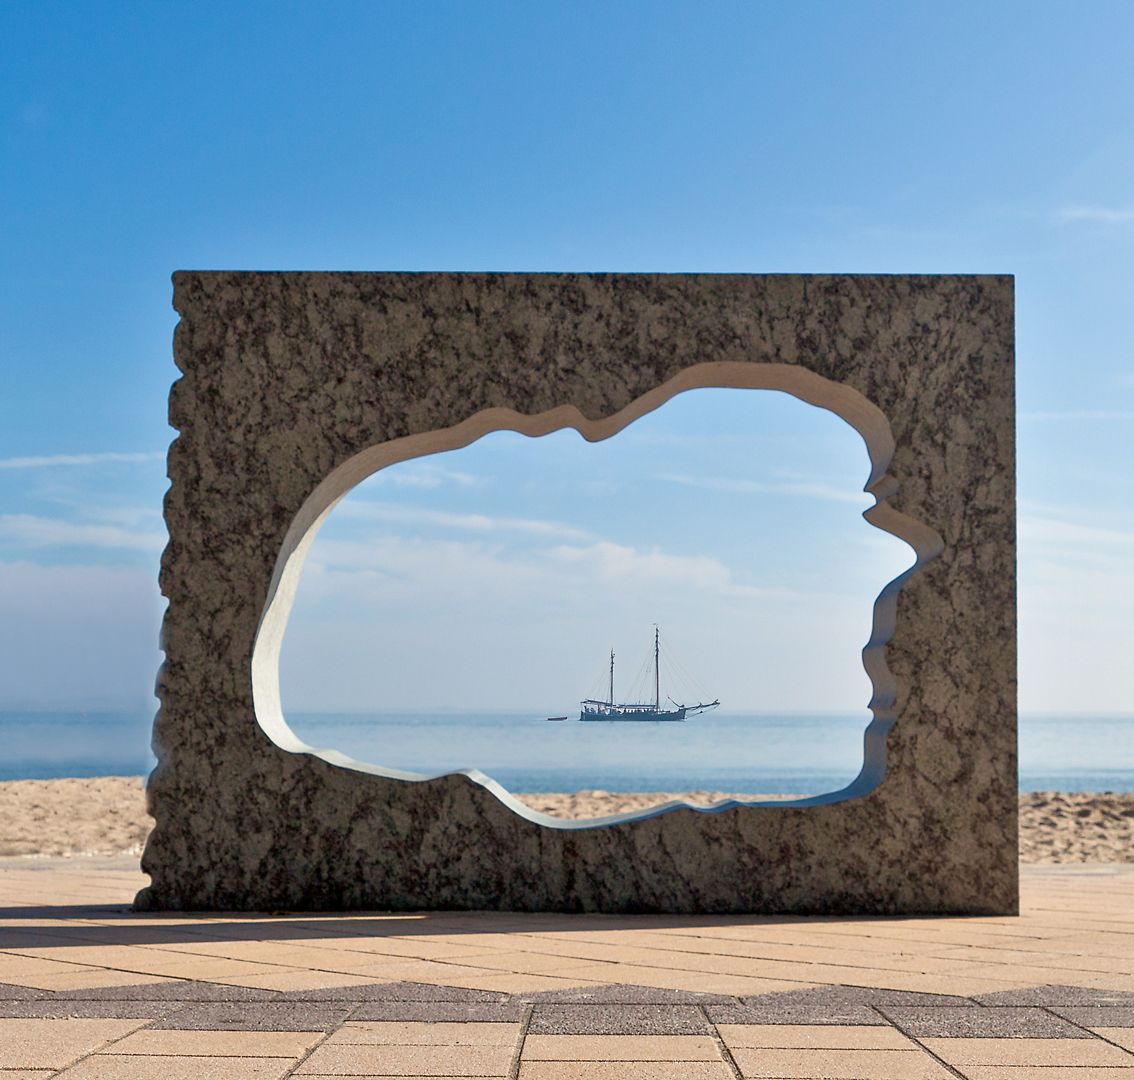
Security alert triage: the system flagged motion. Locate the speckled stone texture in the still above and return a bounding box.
[138,272,1016,914]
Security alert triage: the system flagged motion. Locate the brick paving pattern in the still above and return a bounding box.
[0,860,1131,1077]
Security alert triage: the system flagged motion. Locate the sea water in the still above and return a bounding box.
[1,710,1133,793]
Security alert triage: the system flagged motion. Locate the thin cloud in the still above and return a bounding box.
[656,472,868,505]
[0,451,164,470]
[81,505,165,529]
[1019,514,1134,550]
[1020,409,1134,422]
[303,532,801,611]
[547,540,792,599]
[1019,513,1134,591]
[1055,205,1134,224]
[337,500,595,541]
[365,462,483,489]
[0,514,165,552]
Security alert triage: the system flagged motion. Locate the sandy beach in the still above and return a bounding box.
[1,777,1130,862]
[0,777,153,857]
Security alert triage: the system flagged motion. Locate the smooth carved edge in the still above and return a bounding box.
[250,360,944,830]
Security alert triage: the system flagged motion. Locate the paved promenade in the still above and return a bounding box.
[1,859,1131,1078]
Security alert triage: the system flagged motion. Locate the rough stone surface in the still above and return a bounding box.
[1053,1007,1134,1027]
[279,982,510,1003]
[0,984,49,1001]
[527,1003,711,1035]
[527,986,735,1005]
[880,1007,1089,1038]
[745,988,977,1010]
[705,1001,886,1026]
[148,1001,355,1031]
[0,1000,176,1019]
[349,1001,526,1023]
[139,272,1016,914]
[977,987,1134,1007]
[54,982,281,1002]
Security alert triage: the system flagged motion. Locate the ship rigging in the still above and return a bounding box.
[579,626,719,722]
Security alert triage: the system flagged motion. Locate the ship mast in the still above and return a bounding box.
[654,625,660,709]
[609,649,614,707]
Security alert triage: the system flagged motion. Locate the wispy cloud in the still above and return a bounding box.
[1020,514,1134,551]
[549,540,731,589]
[1018,513,1134,599]
[366,462,483,489]
[656,472,868,504]
[1019,409,1134,422]
[1055,205,1134,224]
[0,514,165,552]
[337,500,594,541]
[0,451,164,470]
[81,505,166,529]
[546,540,793,599]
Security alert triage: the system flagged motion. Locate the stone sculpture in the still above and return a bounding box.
[137,272,1016,914]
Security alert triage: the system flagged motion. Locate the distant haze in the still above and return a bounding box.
[1,3,1131,716]
[280,389,911,714]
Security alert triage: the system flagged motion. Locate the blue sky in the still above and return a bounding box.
[2,1,1132,716]
[280,389,914,714]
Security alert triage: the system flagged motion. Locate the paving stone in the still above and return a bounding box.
[3,969,173,993]
[61,1057,295,1079]
[149,1000,354,1031]
[330,1020,518,1045]
[528,1003,711,1035]
[717,1024,918,1049]
[728,1045,955,1078]
[975,984,1134,1006]
[5,865,1134,1076]
[951,1068,1134,1079]
[1096,1028,1134,1052]
[279,979,509,1002]
[705,1001,885,1026]
[53,980,282,1001]
[0,999,174,1019]
[922,1035,1134,1067]
[522,1033,722,1060]
[741,985,976,1008]
[523,983,733,1004]
[295,1041,515,1075]
[517,1063,731,1079]
[0,982,48,1000]
[112,1027,323,1056]
[1053,1006,1134,1026]
[0,1017,150,1070]
[350,1000,526,1022]
[880,1005,1090,1038]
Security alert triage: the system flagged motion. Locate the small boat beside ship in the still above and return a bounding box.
[579,626,719,722]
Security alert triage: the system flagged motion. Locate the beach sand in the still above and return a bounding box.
[0,778,1130,862]
[0,777,152,857]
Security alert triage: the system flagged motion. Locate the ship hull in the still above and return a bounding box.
[579,707,686,722]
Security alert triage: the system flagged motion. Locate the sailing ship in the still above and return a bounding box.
[579,626,720,722]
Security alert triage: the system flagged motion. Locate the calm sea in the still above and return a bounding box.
[1,711,1132,793]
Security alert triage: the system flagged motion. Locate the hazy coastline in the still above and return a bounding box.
[5,711,1134,794]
